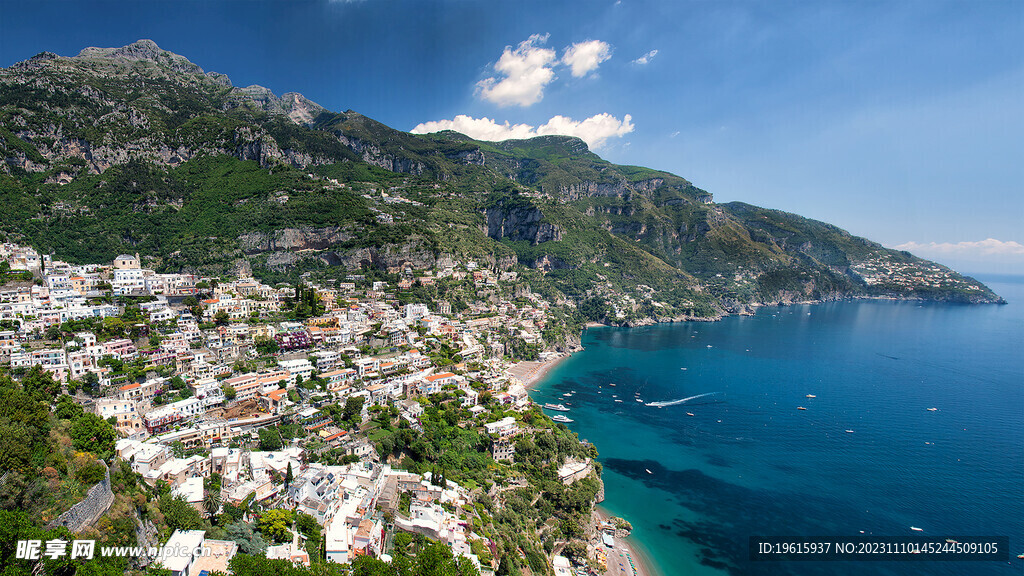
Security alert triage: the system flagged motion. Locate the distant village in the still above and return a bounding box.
[0,242,608,576]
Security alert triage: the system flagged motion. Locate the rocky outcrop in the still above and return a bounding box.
[77,39,205,75]
[485,203,562,245]
[326,241,438,272]
[332,133,426,175]
[238,226,354,253]
[554,179,632,201]
[530,254,571,272]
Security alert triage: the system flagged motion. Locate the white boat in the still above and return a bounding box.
[927,407,938,411]
[543,403,570,412]
[645,469,652,474]
[614,399,623,403]
[552,414,574,423]
[805,394,816,398]
[686,412,695,416]
[910,526,923,532]
[636,398,643,403]
[845,429,855,433]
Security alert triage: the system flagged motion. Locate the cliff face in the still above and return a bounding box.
[485,203,562,244]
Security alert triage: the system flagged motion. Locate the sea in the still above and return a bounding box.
[533,277,1024,576]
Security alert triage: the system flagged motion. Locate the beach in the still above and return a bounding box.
[593,506,660,576]
[507,354,570,389]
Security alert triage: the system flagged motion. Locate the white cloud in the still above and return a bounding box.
[894,239,1024,256]
[411,112,635,149]
[669,130,680,138]
[632,49,658,65]
[562,40,612,78]
[476,34,557,107]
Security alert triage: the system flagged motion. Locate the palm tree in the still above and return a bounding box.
[203,489,221,519]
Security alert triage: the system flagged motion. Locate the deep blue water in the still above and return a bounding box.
[534,279,1024,575]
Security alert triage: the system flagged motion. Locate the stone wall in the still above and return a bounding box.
[46,461,114,533]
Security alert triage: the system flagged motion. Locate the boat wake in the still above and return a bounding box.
[646,392,720,408]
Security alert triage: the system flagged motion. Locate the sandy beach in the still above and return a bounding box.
[593,506,661,576]
[507,354,570,389]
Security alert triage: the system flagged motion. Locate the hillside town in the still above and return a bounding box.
[0,242,626,576]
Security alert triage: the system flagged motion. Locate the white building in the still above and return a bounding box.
[161,530,205,576]
[484,416,518,437]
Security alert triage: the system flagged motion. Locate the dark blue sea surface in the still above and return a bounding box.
[534,279,1024,575]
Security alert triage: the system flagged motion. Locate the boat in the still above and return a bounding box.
[552,414,574,423]
[797,406,807,410]
[706,345,713,348]
[645,469,652,474]
[636,398,643,403]
[927,407,938,411]
[543,403,570,412]
[805,394,816,398]
[608,383,616,387]
[910,526,923,532]
[614,399,623,403]
[686,412,695,417]
[845,430,855,433]
[946,539,958,544]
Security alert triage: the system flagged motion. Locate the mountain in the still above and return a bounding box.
[0,40,1003,321]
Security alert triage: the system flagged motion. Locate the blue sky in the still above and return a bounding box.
[2,0,1022,273]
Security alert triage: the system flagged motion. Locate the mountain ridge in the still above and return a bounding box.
[0,40,1003,320]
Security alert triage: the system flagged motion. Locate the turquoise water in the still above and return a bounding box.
[534,279,1024,575]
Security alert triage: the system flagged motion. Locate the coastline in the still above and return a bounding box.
[593,505,662,576]
[513,345,664,576]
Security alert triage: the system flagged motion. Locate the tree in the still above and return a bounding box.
[70,412,117,455]
[22,365,61,403]
[225,523,268,556]
[254,336,278,356]
[81,371,101,396]
[223,385,237,401]
[294,512,320,540]
[342,396,365,427]
[258,427,282,451]
[159,495,203,531]
[44,324,63,342]
[214,310,231,325]
[257,508,293,543]
[284,462,294,489]
[55,394,84,420]
[203,490,221,518]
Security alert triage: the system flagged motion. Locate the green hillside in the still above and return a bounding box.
[0,40,1003,317]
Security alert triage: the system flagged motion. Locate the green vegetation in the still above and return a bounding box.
[0,40,1001,326]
